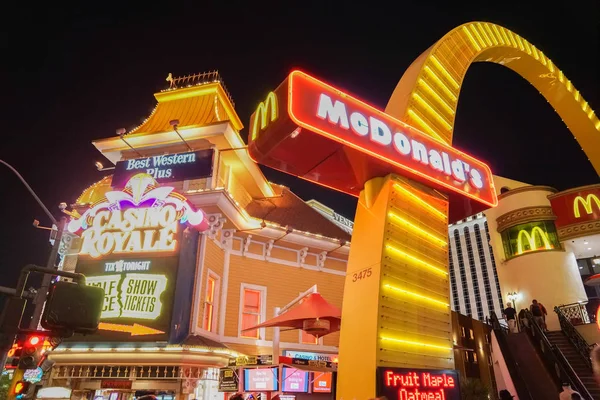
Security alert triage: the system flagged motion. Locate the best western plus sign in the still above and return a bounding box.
[248,70,498,400]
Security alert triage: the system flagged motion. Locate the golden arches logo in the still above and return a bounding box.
[386,21,600,175]
[516,227,553,255]
[251,92,278,141]
[574,194,600,218]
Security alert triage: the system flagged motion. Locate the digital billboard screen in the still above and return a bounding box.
[282,367,308,393]
[312,372,332,393]
[244,368,278,392]
[377,367,460,400]
[74,253,179,342]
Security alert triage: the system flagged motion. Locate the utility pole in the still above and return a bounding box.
[29,215,68,330]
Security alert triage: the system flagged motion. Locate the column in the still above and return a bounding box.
[337,174,453,400]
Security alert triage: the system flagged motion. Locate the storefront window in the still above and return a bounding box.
[501,220,561,259]
[241,288,262,338]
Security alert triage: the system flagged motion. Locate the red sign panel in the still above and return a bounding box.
[101,380,133,389]
[248,71,497,220]
[549,184,600,228]
[377,367,460,400]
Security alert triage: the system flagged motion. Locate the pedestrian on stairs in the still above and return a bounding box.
[559,382,581,399]
[530,299,547,331]
[503,302,518,333]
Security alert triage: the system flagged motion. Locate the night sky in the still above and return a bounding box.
[1,2,598,288]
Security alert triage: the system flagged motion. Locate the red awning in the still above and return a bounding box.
[241,292,341,335]
[585,274,600,287]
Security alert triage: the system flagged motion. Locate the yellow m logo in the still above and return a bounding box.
[573,194,600,218]
[251,92,278,141]
[516,227,553,255]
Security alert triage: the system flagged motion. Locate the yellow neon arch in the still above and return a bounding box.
[516,226,553,254]
[385,22,600,174]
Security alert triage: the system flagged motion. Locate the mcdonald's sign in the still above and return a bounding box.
[250,92,278,141]
[247,70,497,221]
[516,227,554,255]
[549,184,600,229]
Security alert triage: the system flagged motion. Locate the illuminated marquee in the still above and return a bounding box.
[248,71,497,218]
[377,367,460,400]
[69,173,209,258]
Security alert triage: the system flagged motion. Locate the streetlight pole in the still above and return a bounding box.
[0,159,63,329]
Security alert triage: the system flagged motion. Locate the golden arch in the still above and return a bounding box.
[516,226,553,254]
[385,22,600,174]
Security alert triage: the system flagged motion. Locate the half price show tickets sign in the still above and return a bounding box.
[377,368,460,400]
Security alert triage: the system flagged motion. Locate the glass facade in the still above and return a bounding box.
[501,220,561,259]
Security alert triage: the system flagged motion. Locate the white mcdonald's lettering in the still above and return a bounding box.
[80,205,178,258]
[251,92,278,141]
[517,227,553,255]
[316,93,485,191]
[574,194,600,218]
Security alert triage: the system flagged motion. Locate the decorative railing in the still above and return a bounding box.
[555,305,593,370]
[489,312,533,400]
[523,310,593,399]
[557,302,591,326]
[51,365,220,380]
[164,71,235,106]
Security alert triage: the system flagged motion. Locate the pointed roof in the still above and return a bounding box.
[241,292,341,332]
[245,185,352,242]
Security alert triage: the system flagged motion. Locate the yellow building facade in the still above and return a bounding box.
[48,73,349,400]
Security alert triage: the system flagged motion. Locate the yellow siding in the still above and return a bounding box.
[224,253,345,347]
[197,238,225,331]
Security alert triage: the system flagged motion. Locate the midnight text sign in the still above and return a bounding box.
[111,149,214,188]
[376,367,460,400]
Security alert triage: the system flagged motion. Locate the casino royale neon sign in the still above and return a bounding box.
[69,173,210,258]
[316,94,484,191]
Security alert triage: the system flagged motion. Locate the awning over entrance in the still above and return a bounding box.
[241,293,341,335]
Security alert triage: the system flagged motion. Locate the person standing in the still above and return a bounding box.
[530,299,545,330]
[504,302,518,333]
[518,308,529,330]
[559,383,581,399]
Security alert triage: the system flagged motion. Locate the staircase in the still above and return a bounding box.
[546,331,600,399]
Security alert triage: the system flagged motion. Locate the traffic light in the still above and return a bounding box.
[41,281,104,334]
[13,381,31,398]
[18,335,44,369]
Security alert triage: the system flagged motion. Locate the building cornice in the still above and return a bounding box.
[495,206,556,233]
[497,185,557,200]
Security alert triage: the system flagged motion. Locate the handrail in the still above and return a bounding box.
[523,310,593,399]
[554,306,593,370]
[489,312,533,400]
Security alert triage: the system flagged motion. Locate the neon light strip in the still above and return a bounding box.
[392,183,447,220]
[387,212,447,246]
[462,26,481,51]
[430,56,459,89]
[385,245,448,276]
[418,79,455,114]
[423,66,458,102]
[412,93,452,129]
[384,284,449,307]
[407,109,447,143]
[380,336,452,351]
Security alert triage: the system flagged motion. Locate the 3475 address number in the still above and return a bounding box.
[352,267,372,282]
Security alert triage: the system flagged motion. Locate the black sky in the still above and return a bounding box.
[1,1,598,287]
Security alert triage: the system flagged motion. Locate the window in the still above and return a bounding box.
[240,284,266,339]
[202,274,219,332]
[474,224,495,317]
[469,329,474,340]
[501,220,561,259]
[461,326,466,338]
[464,351,469,363]
[454,230,472,316]
[485,221,503,310]
[473,352,478,364]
